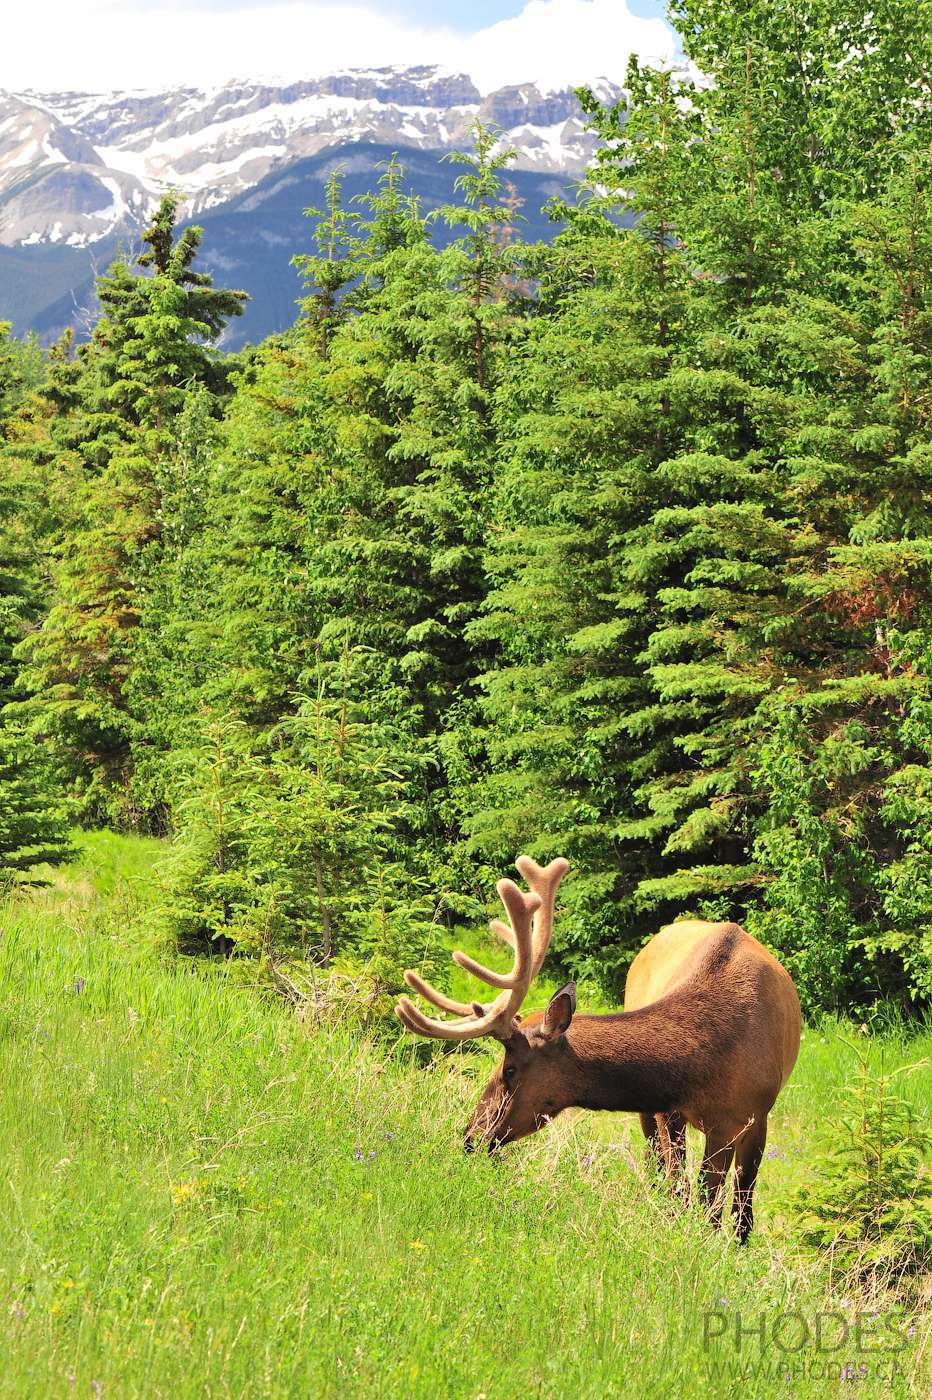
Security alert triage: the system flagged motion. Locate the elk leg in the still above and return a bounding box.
[732,1117,767,1244]
[639,1112,658,1147]
[639,1112,663,1171]
[698,1128,738,1228]
[662,1111,687,1177]
[640,1112,688,1193]
[662,1111,688,1196]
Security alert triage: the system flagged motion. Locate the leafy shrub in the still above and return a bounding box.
[0,724,73,881]
[793,1045,932,1294]
[747,640,932,1014]
[154,708,449,1022]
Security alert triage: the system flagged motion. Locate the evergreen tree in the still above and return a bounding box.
[293,165,364,356]
[0,404,71,879]
[12,196,246,823]
[206,141,526,871]
[0,322,44,420]
[741,147,932,1009]
[457,69,766,980]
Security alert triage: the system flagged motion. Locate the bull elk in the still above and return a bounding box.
[396,855,801,1242]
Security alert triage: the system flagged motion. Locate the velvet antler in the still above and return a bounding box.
[395,856,569,1043]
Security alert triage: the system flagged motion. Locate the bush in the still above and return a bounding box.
[748,643,932,1015]
[0,725,72,880]
[792,1043,932,1295]
[154,711,449,1021]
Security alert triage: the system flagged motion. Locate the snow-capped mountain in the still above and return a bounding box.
[0,92,150,248]
[0,67,621,250]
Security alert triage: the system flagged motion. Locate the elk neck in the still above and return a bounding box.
[558,990,720,1114]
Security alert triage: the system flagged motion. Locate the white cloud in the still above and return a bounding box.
[463,0,677,91]
[1,0,676,94]
[3,2,441,92]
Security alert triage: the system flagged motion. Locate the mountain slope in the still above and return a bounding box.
[0,92,150,247]
[2,142,590,348]
[0,66,624,344]
[4,68,620,246]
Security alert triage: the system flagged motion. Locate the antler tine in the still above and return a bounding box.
[395,991,513,1041]
[395,874,544,1044]
[452,880,540,989]
[489,916,516,950]
[403,969,483,1018]
[514,855,570,978]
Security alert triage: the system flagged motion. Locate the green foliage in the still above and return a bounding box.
[0,726,72,881]
[0,840,929,1397]
[793,1044,932,1291]
[2,15,932,1016]
[156,708,371,957]
[9,197,246,825]
[0,382,73,877]
[748,641,932,1013]
[155,690,443,1010]
[457,22,932,1002]
[293,165,363,355]
[668,0,932,204]
[0,321,43,420]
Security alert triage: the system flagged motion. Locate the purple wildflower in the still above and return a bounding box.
[74,978,86,995]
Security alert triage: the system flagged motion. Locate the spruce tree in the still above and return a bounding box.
[742,145,932,1008]
[13,196,246,823]
[458,69,760,979]
[0,408,71,878]
[0,323,43,420]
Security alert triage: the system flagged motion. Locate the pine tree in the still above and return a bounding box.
[0,323,43,420]
[12,196,246,823]
[0,402,71,878]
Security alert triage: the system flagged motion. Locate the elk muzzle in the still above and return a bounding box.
[463,1087,512,1152]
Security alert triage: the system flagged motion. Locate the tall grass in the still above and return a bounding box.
[0,835,929,1397]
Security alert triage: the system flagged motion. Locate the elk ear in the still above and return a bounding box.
[541,981,576,1040]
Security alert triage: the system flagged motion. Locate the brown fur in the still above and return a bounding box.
[464,920,801,1242]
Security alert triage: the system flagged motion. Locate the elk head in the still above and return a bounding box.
[395,855,575,1150]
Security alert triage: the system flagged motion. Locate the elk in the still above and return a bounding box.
[396,855,801,1242]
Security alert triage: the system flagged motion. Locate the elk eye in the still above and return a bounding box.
[503,1064,516,1083]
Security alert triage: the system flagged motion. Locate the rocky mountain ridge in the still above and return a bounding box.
[0,67,622,249]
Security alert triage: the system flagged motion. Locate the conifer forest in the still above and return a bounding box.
[2,0,932,1028]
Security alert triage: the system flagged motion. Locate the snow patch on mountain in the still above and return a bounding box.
[0,66,626,249]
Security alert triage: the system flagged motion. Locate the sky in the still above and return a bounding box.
[2,0,678,95]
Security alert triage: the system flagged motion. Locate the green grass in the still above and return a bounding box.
[1,835,929,1398]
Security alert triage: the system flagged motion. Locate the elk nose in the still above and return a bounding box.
[463,1127,477,1154]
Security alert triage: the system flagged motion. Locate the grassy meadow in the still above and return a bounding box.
[1,834,929,1398]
